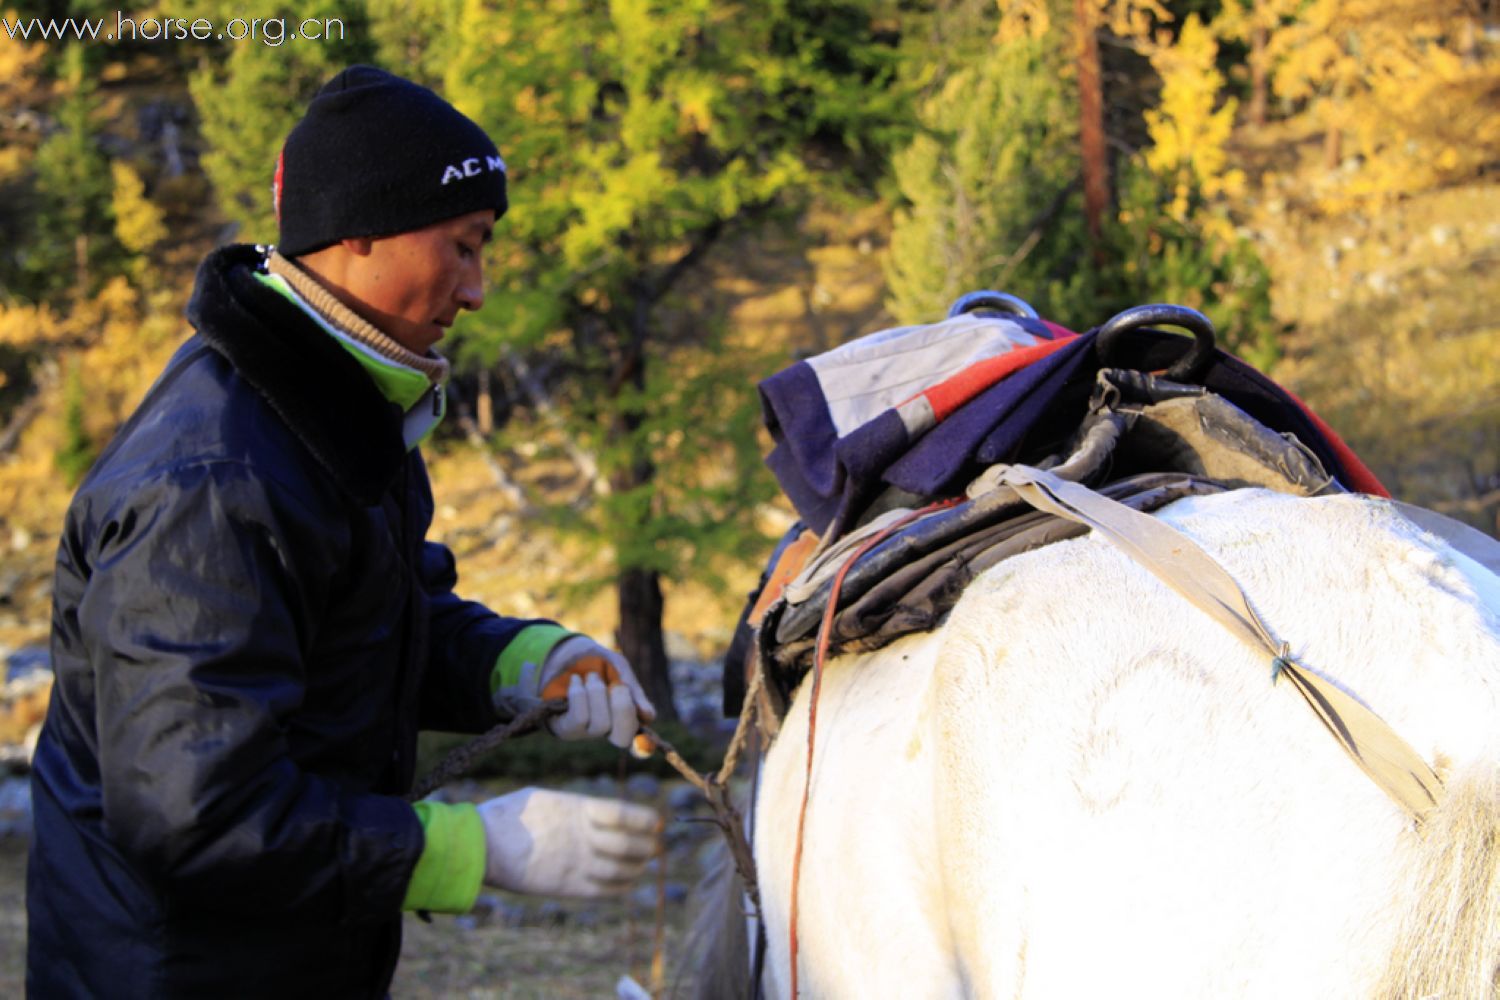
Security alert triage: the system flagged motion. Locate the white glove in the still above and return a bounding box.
[516,635,656,747]
[478,788,660,898]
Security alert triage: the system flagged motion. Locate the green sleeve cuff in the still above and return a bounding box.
[403,801,485,914]
[491,623,575,695]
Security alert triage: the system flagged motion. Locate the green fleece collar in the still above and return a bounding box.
[254,270,446,448]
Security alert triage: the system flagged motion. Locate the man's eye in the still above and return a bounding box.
[457,243,476,259]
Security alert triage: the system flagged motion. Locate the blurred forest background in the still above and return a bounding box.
[0,0,1496,717]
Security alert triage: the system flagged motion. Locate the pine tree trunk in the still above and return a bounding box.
[1323,121,1342,171]
[1323,88,1345,171]
[1075,0,1108,259]
[1250,20,1268,127]
[617,564,675,722]
[477,368,493,436]
[609,288,677,722]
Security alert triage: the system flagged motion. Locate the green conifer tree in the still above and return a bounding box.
[438,0,908,715]
[188,0,373,243]
[55,360,95,486]
[886,30,1093,326]
[24,46,119,303]
[1106,15,1277,365]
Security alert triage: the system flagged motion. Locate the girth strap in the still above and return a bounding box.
[991,464,1444,824]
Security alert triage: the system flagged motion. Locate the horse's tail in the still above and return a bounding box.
[1379,762,1500,998]
[671,839,752,1000]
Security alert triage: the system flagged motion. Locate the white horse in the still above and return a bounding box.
[686,488,1500,999]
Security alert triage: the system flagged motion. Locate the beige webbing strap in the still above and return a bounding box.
[993,464,1443,824]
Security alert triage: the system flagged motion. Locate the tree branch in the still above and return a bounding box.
[647,218,726,304]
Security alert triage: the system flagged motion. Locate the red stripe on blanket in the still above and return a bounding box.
[909,334,1080,422]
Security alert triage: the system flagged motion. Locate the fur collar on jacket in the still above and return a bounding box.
[187,243,408,505]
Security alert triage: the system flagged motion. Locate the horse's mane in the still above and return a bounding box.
[1378,762,1500,998]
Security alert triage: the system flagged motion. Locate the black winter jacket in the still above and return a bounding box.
[27,245,545,997]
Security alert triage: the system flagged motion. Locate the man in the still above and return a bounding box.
[27,66,661,997]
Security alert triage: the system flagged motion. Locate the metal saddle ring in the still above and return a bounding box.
[1096,303,1217,383]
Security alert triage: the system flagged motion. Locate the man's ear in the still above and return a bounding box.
[340,236,375,256]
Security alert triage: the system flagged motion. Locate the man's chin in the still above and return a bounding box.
[388,325,441,355]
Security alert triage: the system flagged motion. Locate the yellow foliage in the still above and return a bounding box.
[673,76,716,136]
[0,279,186,535]
[562,150,670,266]
[0,10,43,102]
[110,162,168,257]
[1270,1,1499,206]
[1143,15,1244,238]
[997,0,1052,42]
[0,404,73,536]
[0,146,27,185]
[1000,0,1168,45]
[0,301,66,350]
[1099,0,1171,41]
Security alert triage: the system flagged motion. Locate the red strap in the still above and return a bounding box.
[787,498,958,997]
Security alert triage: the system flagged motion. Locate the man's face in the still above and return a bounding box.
[348,209,494,354]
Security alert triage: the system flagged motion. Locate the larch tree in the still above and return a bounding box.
[24,46,119,303]
[187,0,374,242]
[1109,13,1275,364]
[994,0,1166,254]
[1213,0,1304,127]
[1270,0,1500,203]
[887,1,1274,351]
[435,0,907,717]
[885,25,1091,325]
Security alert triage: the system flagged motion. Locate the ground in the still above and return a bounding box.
[0,774,732,997]
[0,840,21,997]
[396,896,696,999]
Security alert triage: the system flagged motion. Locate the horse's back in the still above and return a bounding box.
[760,489,1500,998]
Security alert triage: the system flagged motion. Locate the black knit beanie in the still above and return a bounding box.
[274,65,508,257]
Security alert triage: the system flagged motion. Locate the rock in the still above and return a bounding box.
[7,647,51,681]
[535,900,567,926]
[667,784,703,814]
[664,632,699,662]
[472,894,528,927]
[630,881,690,909]
[0,777,32,839]
[665,820,712,854]
[617,974,653,1000]
[0,571,21,607]
[624,774,661,800]
[1429,224,1460,248]
[452,915,478,932]
[0,657,52,755]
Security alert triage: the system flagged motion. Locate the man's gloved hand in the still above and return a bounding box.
[477,788,660,898]
[516,635,655,747]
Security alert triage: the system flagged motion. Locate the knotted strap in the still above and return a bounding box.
[993,464,1443,824]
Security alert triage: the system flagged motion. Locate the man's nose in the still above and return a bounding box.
[457,259,485,311]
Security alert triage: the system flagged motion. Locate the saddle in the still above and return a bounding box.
[725,300,1386,722]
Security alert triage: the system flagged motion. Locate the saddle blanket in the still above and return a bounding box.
[759,311,1385,538]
